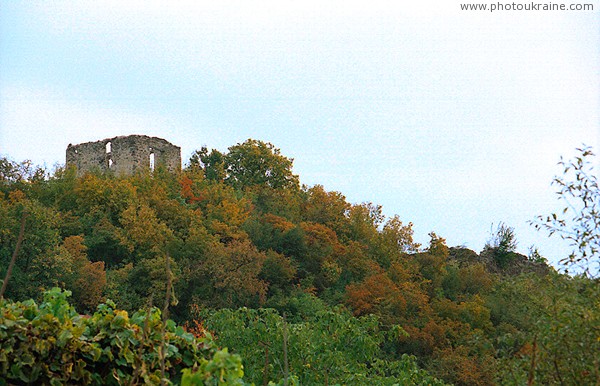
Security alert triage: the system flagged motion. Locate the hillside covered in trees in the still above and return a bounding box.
[1,139,598,385]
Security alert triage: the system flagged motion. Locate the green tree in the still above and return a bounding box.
[189,146,226,182]
[345,202,385,243]
[259,250,297,293]
[0,194,63,301]
[224,139,299,190]
[378,216,420,261]
[484,222,518,269]
[0,157,46,196]
[415,233,449,297]
[493,274,600,385]
[301,184,350,235]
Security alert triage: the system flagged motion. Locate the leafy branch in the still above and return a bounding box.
[532,145,600,277]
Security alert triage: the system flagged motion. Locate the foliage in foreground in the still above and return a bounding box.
[0,288,246,385]
[0,288,448,385]
[492,274,600,385]
[203,306,447,386]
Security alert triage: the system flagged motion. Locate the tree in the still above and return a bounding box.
[345,202,385,243]
[301,185,350,234]
[298,222,343,290]
[415,233,449,297]
[118,203,174,261]
[57,235,107,312]
[188,146,226,182]
[380,216,420,256]
[346,273,407,322]
[533,145,600,277]
[186,239,268,308]
[0,194,63,301]
[493,274,600,385]
[224,139,299,190]
[0,157,46,194]
[259,250,297,292]
[483,222,518,269]
[198,182,252,242]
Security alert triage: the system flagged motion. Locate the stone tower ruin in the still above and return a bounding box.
[66,135,181,176]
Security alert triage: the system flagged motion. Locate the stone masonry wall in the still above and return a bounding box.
[66,135,181,176]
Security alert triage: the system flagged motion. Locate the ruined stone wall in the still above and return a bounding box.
[66,135,181,176]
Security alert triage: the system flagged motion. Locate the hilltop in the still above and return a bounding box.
[1,139,598,385]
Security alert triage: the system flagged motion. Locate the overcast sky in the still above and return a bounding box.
[1,1,599,266]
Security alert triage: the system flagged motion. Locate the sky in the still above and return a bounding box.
[1,1,599,267]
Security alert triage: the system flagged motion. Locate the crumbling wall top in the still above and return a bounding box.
[66,135,181,176]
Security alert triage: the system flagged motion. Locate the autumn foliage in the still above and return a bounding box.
[1,140,598,385]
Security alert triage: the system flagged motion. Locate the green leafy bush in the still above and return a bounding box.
[0,288,246,385]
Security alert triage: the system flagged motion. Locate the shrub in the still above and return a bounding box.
[0,288,246,385]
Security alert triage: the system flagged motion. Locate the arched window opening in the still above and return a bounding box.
[149,153,155,171]
[108,158,113,168]
[106,142,112,153]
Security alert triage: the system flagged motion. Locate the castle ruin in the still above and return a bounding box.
[66,135,181,176]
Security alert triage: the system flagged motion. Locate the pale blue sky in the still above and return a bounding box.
[1,1,599,266]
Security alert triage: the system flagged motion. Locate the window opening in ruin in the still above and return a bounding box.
[108,158,113,168]
[106,142,112,153]
[149,152,155,171]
